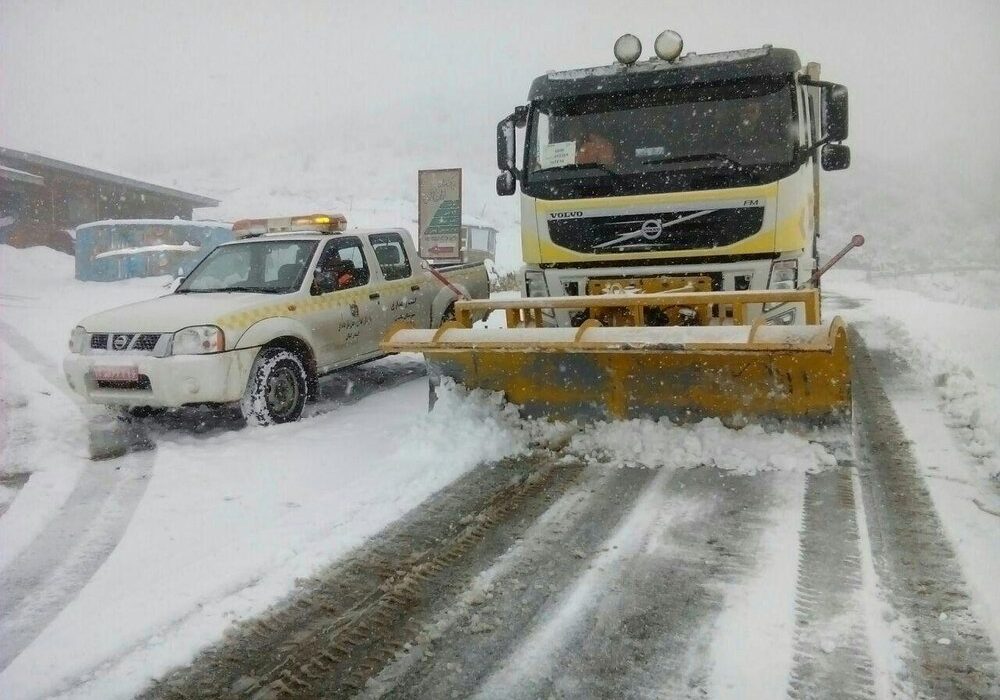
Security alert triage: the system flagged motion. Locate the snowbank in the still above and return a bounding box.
[564,418,836,474]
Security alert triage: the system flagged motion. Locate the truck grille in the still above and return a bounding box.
[547,206,766,254]
[89,333,162,352]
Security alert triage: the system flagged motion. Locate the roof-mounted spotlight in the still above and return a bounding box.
[613,34,642,65]
[654,30,683,61]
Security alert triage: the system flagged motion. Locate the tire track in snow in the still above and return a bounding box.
[371,465,790,700]
[850,331,1000,698]
[0,319,155,671]
[787,467,876,699]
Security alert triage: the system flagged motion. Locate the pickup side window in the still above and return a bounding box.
[315,237,370,292]
[370,232,412,281]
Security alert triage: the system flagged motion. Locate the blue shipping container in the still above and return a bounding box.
[74,219,233,282]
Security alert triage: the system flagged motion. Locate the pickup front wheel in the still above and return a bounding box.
[241,348,308,425]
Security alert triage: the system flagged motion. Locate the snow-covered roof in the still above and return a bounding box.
[93,243,201,259]
[0,146,220,207]
[0,164,45,187]
[76,218,232,231]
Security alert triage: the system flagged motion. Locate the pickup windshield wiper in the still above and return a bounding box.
[532,162,620,178]
[641,153,743,169]
[177,286,284,294]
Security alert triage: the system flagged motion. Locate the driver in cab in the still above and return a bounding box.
[569,119,617,167]
[314,252,358,294]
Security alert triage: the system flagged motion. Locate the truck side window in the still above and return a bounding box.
[370,232,412,281]
[317,237,370,290]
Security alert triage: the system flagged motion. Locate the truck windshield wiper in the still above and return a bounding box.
[533,162,620,178]
[641,153,743,169]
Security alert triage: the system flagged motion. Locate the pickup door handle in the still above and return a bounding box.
[410,284,420,291]
[369,292,380,300]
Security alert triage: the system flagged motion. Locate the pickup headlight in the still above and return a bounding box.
[68,325,87,354]
[171,325,225,355]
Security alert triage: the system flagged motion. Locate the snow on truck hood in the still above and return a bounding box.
[78,291,272,333]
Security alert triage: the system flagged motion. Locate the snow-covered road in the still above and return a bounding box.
[1,248,998,698]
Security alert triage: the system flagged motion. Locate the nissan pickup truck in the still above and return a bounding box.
[63,213,489,424]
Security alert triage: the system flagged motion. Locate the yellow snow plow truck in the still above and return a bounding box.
[385,31,859,425]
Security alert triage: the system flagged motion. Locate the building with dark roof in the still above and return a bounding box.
[0,147,219,254]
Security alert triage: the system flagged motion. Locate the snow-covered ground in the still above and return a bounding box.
[0,246,997,698]
[825,269,1000,655]
[0,247,535,697]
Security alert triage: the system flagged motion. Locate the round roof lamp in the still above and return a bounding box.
[613,34,643,65]
[654,30,683,62]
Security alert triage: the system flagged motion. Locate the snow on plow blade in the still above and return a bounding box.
[382,290,851,425]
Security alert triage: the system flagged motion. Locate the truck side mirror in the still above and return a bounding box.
[497,113,517,172]
[496,170,516,196]
[513,104,529,128]
[823,84,849,142]
[821,143,851,171]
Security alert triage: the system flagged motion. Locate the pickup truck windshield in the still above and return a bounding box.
[523,76,797,198]
[176,240,318,294]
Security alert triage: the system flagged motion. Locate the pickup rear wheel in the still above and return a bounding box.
[241,348,307,425]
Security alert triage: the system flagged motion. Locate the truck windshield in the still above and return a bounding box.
[524,77,797,198]
[176,240,318,294]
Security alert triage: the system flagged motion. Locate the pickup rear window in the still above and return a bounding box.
[370,232,412,281]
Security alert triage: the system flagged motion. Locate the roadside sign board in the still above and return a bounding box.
[418,168,462,261]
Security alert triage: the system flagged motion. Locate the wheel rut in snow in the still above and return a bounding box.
[140,451,586,699]
[144,458,789,700]
[371,465,785,700]
[850,330,1000,698]
[0,451,154,671]
[787,467,875,700]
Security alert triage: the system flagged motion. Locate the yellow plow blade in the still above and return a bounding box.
[382,290,851,426]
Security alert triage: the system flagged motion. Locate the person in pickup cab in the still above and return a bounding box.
[335,261,356,289]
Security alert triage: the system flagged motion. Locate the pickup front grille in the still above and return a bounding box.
[89,333,163,353]
[133,334,161,351]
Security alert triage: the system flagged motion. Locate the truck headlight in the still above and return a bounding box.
[68,326,87,353]
[765,260,798,310]
[523,270,549,298]
[171,325,225,355]
[768,259,798,290]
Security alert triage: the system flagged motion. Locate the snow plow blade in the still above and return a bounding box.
[382,290,851,426]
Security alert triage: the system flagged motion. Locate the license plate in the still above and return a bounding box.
[92,366,139,382]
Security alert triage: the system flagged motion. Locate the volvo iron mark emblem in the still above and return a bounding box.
[593,209,717,249]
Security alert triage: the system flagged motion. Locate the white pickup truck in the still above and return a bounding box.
[63,214,489,424]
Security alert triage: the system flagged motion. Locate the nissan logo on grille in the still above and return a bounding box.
[112,334,130,350]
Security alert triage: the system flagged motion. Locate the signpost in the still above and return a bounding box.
[418,168,462,261]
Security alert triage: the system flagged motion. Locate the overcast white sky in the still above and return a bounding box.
[2,0,999,205]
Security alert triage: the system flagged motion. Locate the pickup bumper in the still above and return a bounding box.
[63,347,259,408]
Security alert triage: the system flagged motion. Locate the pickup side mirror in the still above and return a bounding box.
[821,143,851,171]
[823,83,849,142]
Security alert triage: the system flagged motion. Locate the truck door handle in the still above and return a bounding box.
[369,292,380,300]
[410,284,420,291]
